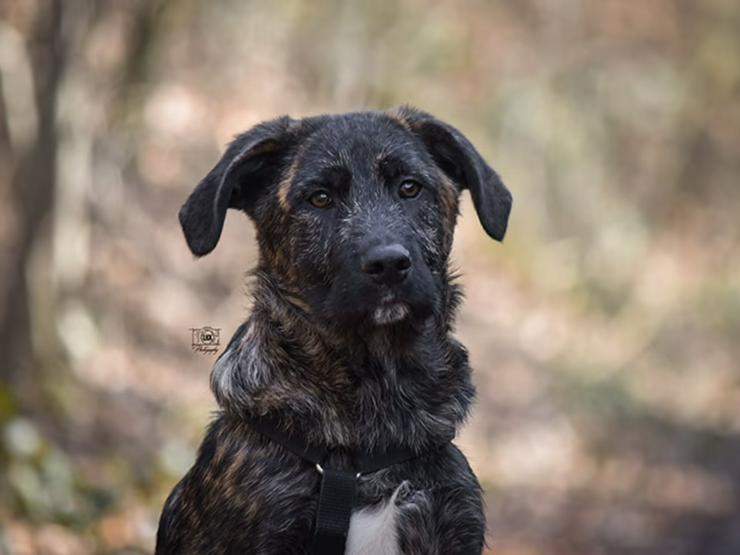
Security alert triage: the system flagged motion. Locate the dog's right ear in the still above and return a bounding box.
[179,116,297,257]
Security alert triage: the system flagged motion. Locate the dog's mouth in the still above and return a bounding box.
[368,291,410,326]
[372,300,409,326]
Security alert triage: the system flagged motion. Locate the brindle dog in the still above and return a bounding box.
[156,106,512,554]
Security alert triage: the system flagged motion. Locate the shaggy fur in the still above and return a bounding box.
[156,106,512,554]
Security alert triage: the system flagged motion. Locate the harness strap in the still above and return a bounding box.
[247,414,326,467]
[310,467,357,554]
[246,414,453,555]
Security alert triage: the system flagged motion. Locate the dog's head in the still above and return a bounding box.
[179,107,511,336]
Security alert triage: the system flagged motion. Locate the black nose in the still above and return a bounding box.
[361,244,411,285]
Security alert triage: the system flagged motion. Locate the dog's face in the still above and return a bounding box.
[179,107,511,336]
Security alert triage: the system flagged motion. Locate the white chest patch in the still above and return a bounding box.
[345,485,403,555]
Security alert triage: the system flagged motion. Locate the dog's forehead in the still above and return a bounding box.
[297,112,426,171]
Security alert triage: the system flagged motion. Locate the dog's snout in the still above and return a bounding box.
[361,244,411,285]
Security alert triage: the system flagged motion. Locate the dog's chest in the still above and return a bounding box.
[346,488,402,555]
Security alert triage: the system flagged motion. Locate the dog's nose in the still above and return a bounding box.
[361,244,411,285]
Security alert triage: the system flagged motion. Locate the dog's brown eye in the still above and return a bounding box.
[399,180,421,199]
[308,190,332,208]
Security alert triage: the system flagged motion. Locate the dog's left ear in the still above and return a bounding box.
[394,106,512,241]
[179,116,297,257]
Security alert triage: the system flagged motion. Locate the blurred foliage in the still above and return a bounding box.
[0,0,739,553]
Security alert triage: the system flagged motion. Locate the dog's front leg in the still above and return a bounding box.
[395,483,485,555]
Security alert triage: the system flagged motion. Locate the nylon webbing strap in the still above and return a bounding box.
[309,468,358,555]
[247,415,326,466]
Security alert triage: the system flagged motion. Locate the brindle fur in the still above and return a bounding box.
[157,106,512,554]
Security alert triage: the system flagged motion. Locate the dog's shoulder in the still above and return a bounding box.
[155,419,224,554]
[155,474,187,554]
[156,414,319,553]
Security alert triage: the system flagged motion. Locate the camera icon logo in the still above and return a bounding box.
[191,326,221,354]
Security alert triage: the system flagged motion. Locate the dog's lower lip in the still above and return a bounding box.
[372,301,409,325]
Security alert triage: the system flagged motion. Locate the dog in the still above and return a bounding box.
[156,106,512,554]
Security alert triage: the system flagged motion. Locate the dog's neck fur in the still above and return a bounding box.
[212,268,475,452]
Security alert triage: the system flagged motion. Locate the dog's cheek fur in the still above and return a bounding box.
[437,172,461,256]
[289,211,339,295]
[254,174,341,307]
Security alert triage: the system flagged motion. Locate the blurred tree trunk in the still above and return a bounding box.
[0,0,169,399]
[0,0,65,389]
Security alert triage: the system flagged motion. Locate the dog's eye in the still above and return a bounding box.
[399,180,422,199]
[308,190,332,208]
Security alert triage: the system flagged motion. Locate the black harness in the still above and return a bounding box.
[246,415,453,555]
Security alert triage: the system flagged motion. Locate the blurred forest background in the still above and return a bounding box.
[1,0,739,553]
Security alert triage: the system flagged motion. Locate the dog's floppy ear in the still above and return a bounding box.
[179,116,297,256]
[395,106,512,241]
